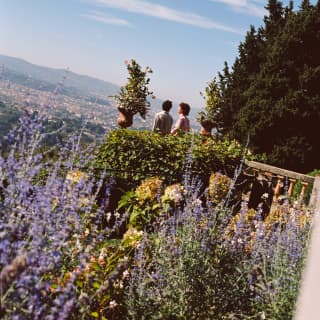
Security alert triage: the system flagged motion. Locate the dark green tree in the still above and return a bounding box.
[216,0,320,172]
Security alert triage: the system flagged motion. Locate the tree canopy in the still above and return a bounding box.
[216,0,320,172]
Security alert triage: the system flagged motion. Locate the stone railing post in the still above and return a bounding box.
[299,182,309,202]
[273,175,283,202]
[288,178,296,197]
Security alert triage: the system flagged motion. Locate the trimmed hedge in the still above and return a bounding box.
[95,130,247,188]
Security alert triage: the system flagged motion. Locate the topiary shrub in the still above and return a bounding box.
[110,59,154,128]
[197,78,221,136]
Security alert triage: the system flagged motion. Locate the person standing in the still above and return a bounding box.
[171,102,190,135]
[152,100,173,135]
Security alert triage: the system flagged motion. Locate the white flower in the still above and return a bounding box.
[98,248,107,265]
[75,238,83,251]
[122,270,129,279]
[257,231,264,238]
[114,211,121,220]
[106,212,112,222]
[192,198,202,207]
[79,292,89,304]
[109,300,118,309]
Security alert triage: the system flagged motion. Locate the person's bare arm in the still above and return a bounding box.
[171,118,182,135]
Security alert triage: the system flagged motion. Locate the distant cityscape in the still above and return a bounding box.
[0,54,200,141]
[0,55,157,142]
[0,78,119,130]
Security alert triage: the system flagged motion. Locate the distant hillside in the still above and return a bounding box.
[0,54,119,97]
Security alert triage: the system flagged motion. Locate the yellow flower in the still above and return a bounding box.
[296,210,311,228]
[226,208,257,239]
[264,206,290,231]
[135,177,163,204]
[66,169,89,185]
[162,183,184,204]
[209,172,231,205]
[122,227,144,248]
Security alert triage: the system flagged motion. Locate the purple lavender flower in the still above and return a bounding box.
[0,112,119,319]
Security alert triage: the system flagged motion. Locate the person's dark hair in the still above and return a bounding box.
[179,102,190,116]
[162,100,172,112]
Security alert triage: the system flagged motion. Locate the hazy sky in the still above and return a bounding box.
[0,0,292,108]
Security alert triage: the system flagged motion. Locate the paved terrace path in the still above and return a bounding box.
[295,176,320,320]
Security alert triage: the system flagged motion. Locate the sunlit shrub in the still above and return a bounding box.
[95,129,249,189]
[135,176,162,204]
[208,172,232,205]
[161,183,184,207]
[117,177,163,230]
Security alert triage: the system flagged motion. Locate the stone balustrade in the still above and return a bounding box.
[242,160,320,318]
[243,160,316,210]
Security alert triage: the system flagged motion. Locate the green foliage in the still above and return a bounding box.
[117,182,162,231]
[111,59,153,119]
[0,101,104,149]
[197,78,222,130]
[68,230,139,319]
[42,117,105,146]
[118,178,185,232]
[217,0,320,172]
[95,130,248,189]
[0,101,22,139]
[293,169,320,202]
